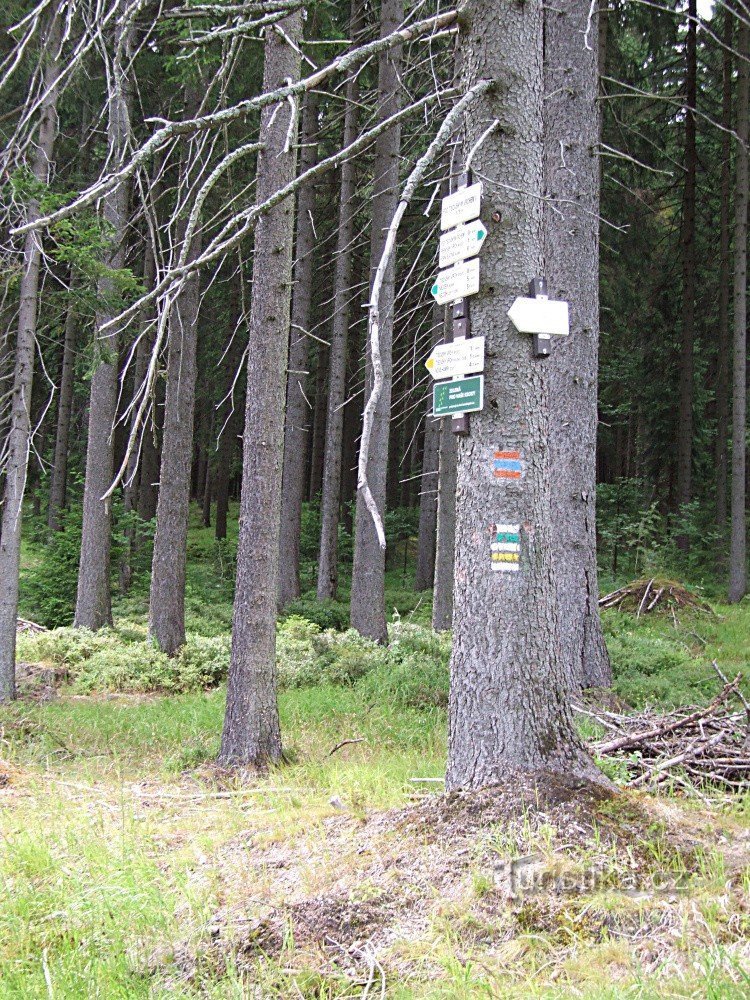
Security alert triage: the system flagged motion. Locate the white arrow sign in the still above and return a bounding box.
[440,182,483,231]
[431,258,480,306]
[425,336,485,380]
[507,296,569,337]
[439,220,488,270]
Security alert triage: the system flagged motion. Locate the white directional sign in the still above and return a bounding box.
[507,296,570,337]
[439,219,488,270]
[431,258,480,306]
[440,182,483,231]
[425,336,485,381]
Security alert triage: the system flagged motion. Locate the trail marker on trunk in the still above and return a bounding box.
[507,277,569,356]
[431,257,480,306]
[439,220,487,269]
[426,336,485,380]
[440,181,482,230]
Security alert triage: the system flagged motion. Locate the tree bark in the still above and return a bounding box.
[48,283,77,531]
[350,0,403,644]
[219,10,303,767]
[317,0,363,601]
[716,6,733,531]
[445,0,601,791]
[149,221,204,654]
[414,308,442,592]
[278,88,320,608]
[307,340,328,501]
[729,10,749,604]
[215,269,245,542]
[432,401,457,631]
[0,13,63,699]
[676,0,697,547]
[75,9,133,631]
[544,0,611,690]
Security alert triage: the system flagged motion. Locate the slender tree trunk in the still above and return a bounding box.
[48,285,77,531]
[317,0,363,600]
[75,8,133,630]
[149,219,204,655]
[215,263,246,542]
[544,0,611,690]
[219,10,303,766]
[729,11,749,604]
[445,0,602,791]
[278,88,320,607]
[432,403,457,631]
[137,392,161,522]
[717,6,733,531]
[307,340,328,500]
[676,0,697,547]
[0,14,62,699]
[414,308,442,592]
[350,0,403,643]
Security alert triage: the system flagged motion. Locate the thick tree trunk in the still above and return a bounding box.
[729,12,749,604]
[48,286,77,531]
[676,0,697,547]
[219,10,302,766]
[716,7,733,531]
[544,0,611,690]
[414,309,442,592]
[445,0,601,791]
[350,0,403,644]
[278,88,320,608]
[149,223,203,655]
[317,0,363,600]
[0,15,62,698]
[75,12,133,631]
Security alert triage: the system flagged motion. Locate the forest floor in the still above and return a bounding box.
[2,519,750,997]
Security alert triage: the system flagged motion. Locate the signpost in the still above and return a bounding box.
[507,278,570,356]
[425,336,485,380]
[431,257,480,306]
[439,219,487,269]
[430,171,487,434]
[440,181,482,230]
[433,375,484,417]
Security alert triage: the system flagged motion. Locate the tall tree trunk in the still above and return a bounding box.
[215,268,245,543]
[414,308,442,592]
[120,242,158,592]
[445,0,601,791]
[432,404,457,631]
[149,216,204,654]
[48,285,77,531]
[0,13,62,699]
[350,0,403,643]
[676,0,697,547]
[137,391,161,523]
[729,11,749,604]
[278,88,320,607]
[317,0,363,600]
[307,340,328,500]
[219,10,303,766]
[75,7,133,630]
[717,6,733,531]
[544,0,611,690]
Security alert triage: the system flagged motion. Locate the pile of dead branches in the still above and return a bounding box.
[16,618,46,635]
[578,668,750,795]
[598,577,715,618]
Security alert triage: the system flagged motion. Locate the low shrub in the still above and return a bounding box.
[276,616,386,688]
[279,598,350,632]
[17,627,231,694]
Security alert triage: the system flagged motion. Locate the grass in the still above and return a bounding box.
[5,504,750,996]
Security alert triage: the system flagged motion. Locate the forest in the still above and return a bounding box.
[1,0,749,996]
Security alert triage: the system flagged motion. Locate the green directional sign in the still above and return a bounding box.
[432,375,484,417]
